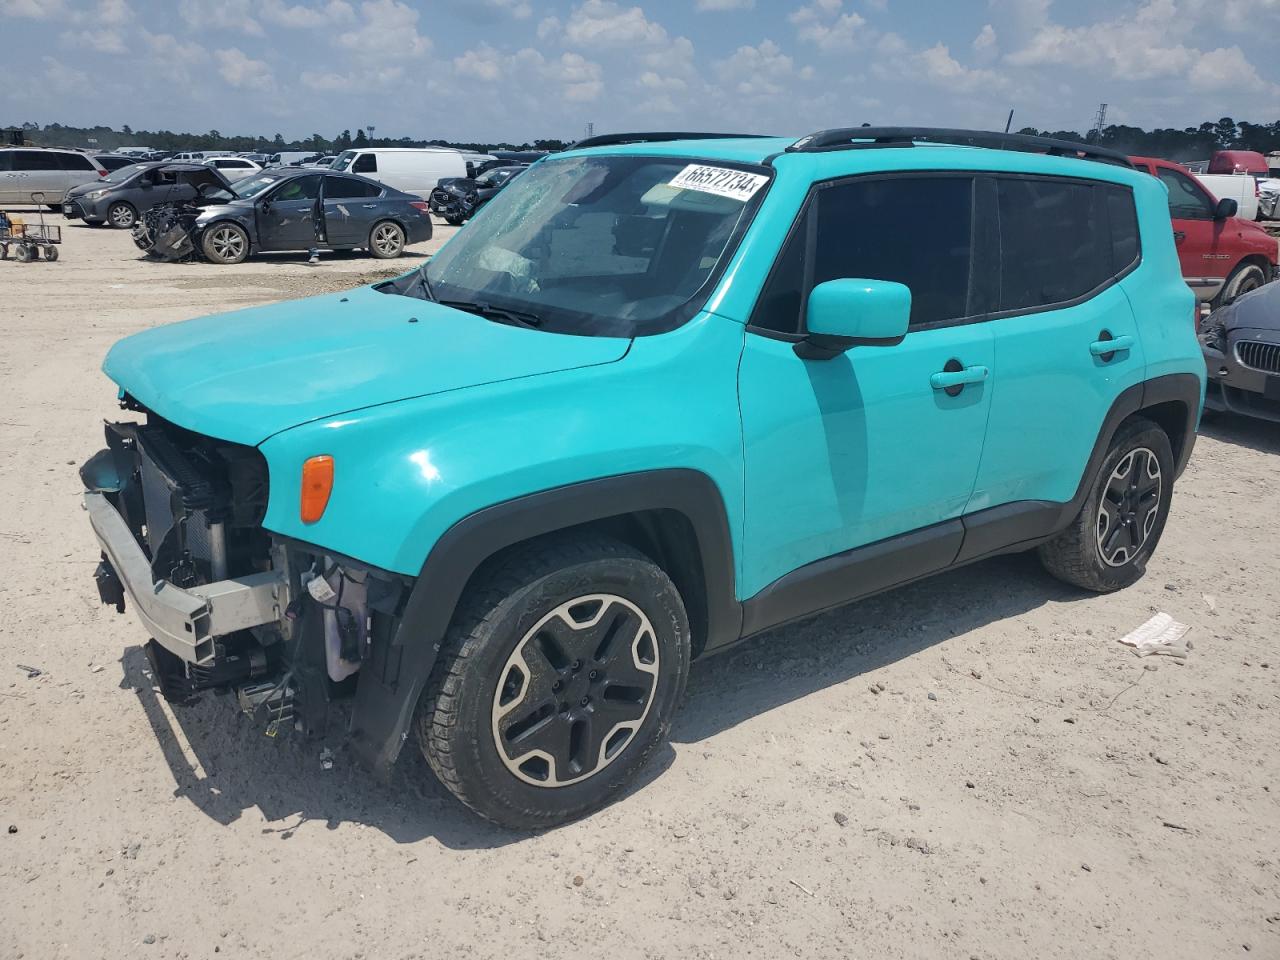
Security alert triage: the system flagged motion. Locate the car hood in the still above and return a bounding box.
[102,282,632,446]
[1217,281,1280,333]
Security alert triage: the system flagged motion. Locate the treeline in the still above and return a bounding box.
[3,121,568,154]
[1017,117,1280,161]
[7,117,1280,161]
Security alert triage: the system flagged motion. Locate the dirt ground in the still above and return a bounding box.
[1,214,1277,960]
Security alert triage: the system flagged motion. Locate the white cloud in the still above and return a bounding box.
[474,0,533,18]
[536,15,561,39]
[96,0,132,25]
[715,39,811,99]
[1187,45,1271,92]
[695,0,754,10]
[912,42,1005,93]
[215,47,276,91]
[335,0,430,61]
[260,0,355,28]
[564,0,667,47]
[60,28,127,54]
[454,43,504,82]
[0,0,65,17]
[790,0,870,51]
[179,0,264,36]
[972,23,997,60]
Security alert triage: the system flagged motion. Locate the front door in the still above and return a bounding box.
[256,174,323,251]
[738,174,993,598]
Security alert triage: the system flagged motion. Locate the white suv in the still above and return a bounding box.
[0,148,106,206]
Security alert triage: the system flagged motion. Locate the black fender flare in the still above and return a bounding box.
[348,468,741,776]
[1055,371,1201,529]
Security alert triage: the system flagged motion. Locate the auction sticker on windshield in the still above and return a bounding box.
[668,165,769,202]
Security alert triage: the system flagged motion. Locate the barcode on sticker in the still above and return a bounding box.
[668,165,768,202]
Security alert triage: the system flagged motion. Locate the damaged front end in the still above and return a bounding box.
[132,165,235,262]
[81,400,408,740]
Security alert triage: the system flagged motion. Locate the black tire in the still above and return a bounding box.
[42,244,58,262]
[14,243,33,263]
[106,202,137,230]
[1039,417,1175,592]
[1213,262,1267,309]
[445,215,465,226]
[368,220,406,258]
[417,536,691,830]
[200,222,250,264]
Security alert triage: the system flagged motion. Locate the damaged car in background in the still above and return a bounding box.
[135,167,432,264]
[1201,280,1280,422]
[429,164,527,225]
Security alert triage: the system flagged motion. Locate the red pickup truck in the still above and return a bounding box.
[1129,155,1277,308]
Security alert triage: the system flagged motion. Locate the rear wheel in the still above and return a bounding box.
[201,222,250,265]
[14,243,33,263]
[368,220,406,258]
[1213,262,1267,309]
[417,536,691,829]
[42,244,58,262]
[1039,417,1174,592]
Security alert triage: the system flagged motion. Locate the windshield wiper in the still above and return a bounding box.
[440,299,543,329]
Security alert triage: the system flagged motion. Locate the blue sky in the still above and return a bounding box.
[1,0,1276,143]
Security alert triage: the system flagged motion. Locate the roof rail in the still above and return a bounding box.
[785,127,1133,167]
[569,131,771,150]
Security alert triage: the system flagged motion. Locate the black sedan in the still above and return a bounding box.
[1201,280,1280,422]
[143,168,433,264]
[429,165,526,225]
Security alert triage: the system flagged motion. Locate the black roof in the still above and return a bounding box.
[785,127,1132,167]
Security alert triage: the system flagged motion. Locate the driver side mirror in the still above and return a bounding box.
[1213,197,1238,220]
[795,278,912,360]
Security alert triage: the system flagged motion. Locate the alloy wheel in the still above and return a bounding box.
[108,204,135,228]
[491,594,660,787]
[1096,446,1162,567]
[208,226,245,262]
[371,222,404,257]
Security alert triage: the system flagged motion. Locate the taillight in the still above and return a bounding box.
[410,201,429,213]
[300,455,334,524]
[98,170,108,177]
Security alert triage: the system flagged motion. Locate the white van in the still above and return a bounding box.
[331,148,467,199]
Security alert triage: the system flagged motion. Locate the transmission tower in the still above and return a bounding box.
[1088,103,1108,143]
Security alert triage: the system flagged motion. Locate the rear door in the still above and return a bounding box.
[321,175,382,247]
[1155,164,1232,300]
[738,174,995,598]
[256,174,322,251]
[971,176,1145,520]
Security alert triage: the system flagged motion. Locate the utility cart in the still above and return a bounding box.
[0,192,62,262]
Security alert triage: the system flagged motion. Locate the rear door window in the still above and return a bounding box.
[57,152,97,171]
[324,176,381,199]
[996,178,1113,311]
[751,175,975,333]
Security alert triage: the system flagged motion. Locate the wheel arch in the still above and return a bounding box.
[1064,372,1201,528]
[347,468,742,776]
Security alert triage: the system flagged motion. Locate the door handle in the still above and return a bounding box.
[361,203,377,208]
[930,364,989,392]
[1090,334,1134,358]
[1173,230,1186,242]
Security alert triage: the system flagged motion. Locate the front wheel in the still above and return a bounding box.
[417,536,691,829]
[1039,417,1175,592]
[106,202,137,229]
[201,222,250,265]
[368,220,406,258]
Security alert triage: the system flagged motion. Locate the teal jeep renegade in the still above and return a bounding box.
[81,128,1204,828]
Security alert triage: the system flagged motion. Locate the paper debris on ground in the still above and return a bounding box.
[1117,612,1193,660]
